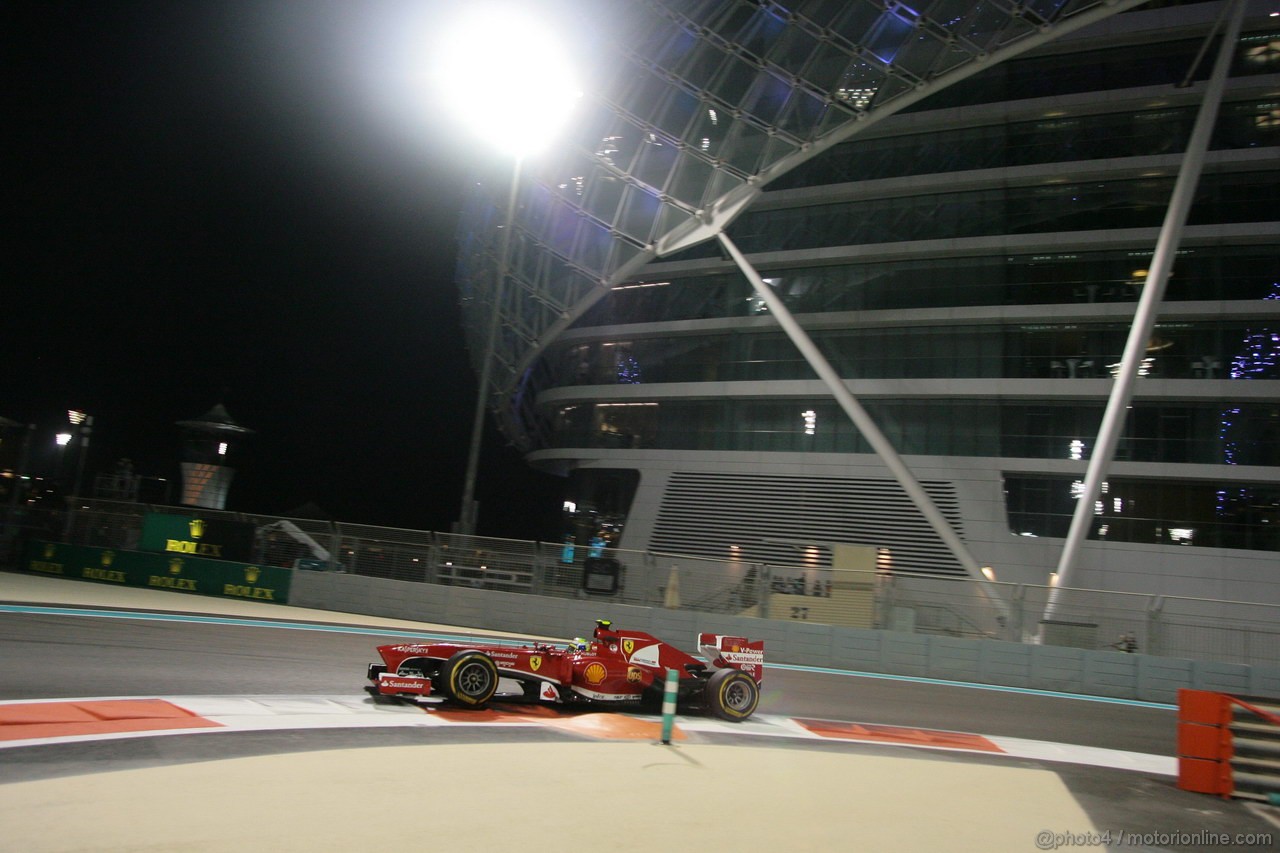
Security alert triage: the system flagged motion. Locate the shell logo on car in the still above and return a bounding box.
[583,662,608,685]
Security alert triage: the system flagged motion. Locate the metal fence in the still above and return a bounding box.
[7,498,1279,668]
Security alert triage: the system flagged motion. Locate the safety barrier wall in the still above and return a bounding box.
[291,570,1280,704]
[19,499,1280,668]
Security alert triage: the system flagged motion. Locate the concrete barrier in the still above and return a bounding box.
[289,570,1280,703]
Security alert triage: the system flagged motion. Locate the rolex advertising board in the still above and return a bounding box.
[22,540,291,604]
[138,513,255,563]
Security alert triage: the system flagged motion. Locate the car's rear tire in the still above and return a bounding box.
[439,650,499,707]
[705,668,759,721]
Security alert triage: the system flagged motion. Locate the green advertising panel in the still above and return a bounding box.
[138,512,255,562]
[21,540,291,604]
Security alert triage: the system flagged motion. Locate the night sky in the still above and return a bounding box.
[7,1,564,538]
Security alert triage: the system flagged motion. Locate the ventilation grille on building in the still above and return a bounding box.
[650,472,965,576]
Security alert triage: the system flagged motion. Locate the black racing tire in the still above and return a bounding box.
[704,668,759,721]
[439,650,499,707]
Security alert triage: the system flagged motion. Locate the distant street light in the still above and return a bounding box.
[438,5,581,535]
[55,432,72,447]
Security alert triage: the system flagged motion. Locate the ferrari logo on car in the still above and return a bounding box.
[529,655,542,672]
[583,662,607,685]
[622,639,635,657]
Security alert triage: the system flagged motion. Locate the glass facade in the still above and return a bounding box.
[898,28,1280,111]
[560,468,640,557]
[772,98,1280,189]
[1006,475,1280,552]
[550,319,1276,385]
[455,2,1279,569]
[579,249,1277,324]
[453,0,1167,450]
[666,170,1278,259]
[549,399,1279,469]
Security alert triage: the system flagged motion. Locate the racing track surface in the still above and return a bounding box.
[3,591,1276,851]
[0,610,1175,754]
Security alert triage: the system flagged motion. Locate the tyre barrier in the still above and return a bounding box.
[1177,689,1280,803]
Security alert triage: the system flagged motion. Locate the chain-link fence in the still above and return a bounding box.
[8,498,1278,667]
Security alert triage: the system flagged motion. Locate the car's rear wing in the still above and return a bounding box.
[697,633,765,683]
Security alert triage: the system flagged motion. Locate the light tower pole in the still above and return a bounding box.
[434,5,580,535]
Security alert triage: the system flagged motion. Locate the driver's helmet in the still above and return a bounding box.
[569,637,590,652]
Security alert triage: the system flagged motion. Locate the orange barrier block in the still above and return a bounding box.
[1176,722,1229,760]
[1178,689,1231,726]
[1175,689,1233,798]
[1177,756,1233,797]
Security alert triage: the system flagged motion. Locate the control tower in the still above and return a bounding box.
[175,404,253,510]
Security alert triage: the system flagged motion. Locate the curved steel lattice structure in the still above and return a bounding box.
[456,0,1152,448]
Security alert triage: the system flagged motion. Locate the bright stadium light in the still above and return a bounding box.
[433,4,581,156]
[440,5,581,534]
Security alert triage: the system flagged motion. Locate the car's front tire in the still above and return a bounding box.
[439,650,499,707]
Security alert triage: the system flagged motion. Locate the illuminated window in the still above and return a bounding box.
[1242,38,1279,69]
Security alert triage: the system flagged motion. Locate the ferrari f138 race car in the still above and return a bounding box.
[366,619,764,721]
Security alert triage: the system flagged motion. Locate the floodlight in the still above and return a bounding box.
[434,5,581,156]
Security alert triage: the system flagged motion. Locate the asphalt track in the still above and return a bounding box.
[2,572,1276,852]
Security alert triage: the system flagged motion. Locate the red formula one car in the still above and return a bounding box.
[366,619,764,721]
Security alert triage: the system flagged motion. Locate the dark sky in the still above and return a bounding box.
[6,1,564,538]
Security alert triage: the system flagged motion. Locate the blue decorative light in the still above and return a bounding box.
[617,355,642,384]
[1217,281,1278,514]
